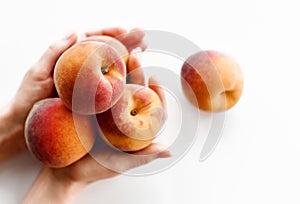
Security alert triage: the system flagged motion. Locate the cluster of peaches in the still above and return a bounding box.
[25,35,243,168]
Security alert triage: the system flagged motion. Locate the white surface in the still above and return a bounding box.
[1,0,300,203]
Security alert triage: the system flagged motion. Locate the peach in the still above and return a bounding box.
[24,98,95,168]
[54,41,126,115]
[81,35,129,65]
[96,84,165,152]
[181,50,243,111]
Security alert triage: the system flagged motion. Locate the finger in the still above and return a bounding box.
[138,41,147,51]
[148,76,167,119]
[121,28,145,44]
[126,54,145,85]
[125,143,171,169]
[63,153,120,183]
[119,28,145,50]
[134,143,171,158]
[78,36,105,43]
[125,40,147,52]
[112,143,171,172]
[117,28,146,52]
[85,27,127,38]
[89,140,171,174]
[34,32,77,77]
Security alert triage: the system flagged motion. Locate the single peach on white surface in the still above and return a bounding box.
[96,84,165,152]
[181,50,243,111]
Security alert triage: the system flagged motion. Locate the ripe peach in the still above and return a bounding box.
[54,41,126,115]
[96,84,165,152]
[81,35,129,65]
[25,98,95,168]
[181,50,243,111]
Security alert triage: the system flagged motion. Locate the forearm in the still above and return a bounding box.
[21,167,86,204]
[0,104,26,161]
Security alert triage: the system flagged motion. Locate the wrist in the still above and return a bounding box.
[48,167,87,203]
[9,96,31,124]
[0,103,26,160]
[22,167,86,204]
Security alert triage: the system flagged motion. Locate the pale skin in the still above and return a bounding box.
[0,27,170,204]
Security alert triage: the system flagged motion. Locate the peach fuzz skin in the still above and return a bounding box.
[181,50,243,112]
[80,35,129,65]
[54,41,126,115]
[96,84,165,152]
[25,98,95,168]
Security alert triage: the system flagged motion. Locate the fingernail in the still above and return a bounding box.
[140,41,147,51]
[158,150,172,158]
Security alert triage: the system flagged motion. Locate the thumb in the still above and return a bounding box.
[33,32,77,76]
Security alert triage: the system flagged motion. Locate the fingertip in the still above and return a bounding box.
[139,143,169,155]
[63,31,77,41]
[127,54,140,72]
[131,27,143,31]
[148,76,159,86]
[139,41,147,51]
[148,76,167,119]
[148,143,171,158]
[126,54,145,85]
[114,27,128,36]
[130,28,145,37]
[148,76,162,92]
[85,27,127,38]
[158,150,172,158]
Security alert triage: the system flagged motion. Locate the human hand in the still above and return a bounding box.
[14,26,145,118]
[0,32,77,161]
[0,27,147,162]
[22,142,170,204]
[13,26,146,127]
[53,53,168,183]
[12,33,78,124]
[21,53,170,204]
[53,52,168,181]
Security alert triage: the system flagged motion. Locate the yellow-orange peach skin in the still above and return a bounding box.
[96,84,165,152]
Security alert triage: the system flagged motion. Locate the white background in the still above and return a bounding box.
[1,0,300,203]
